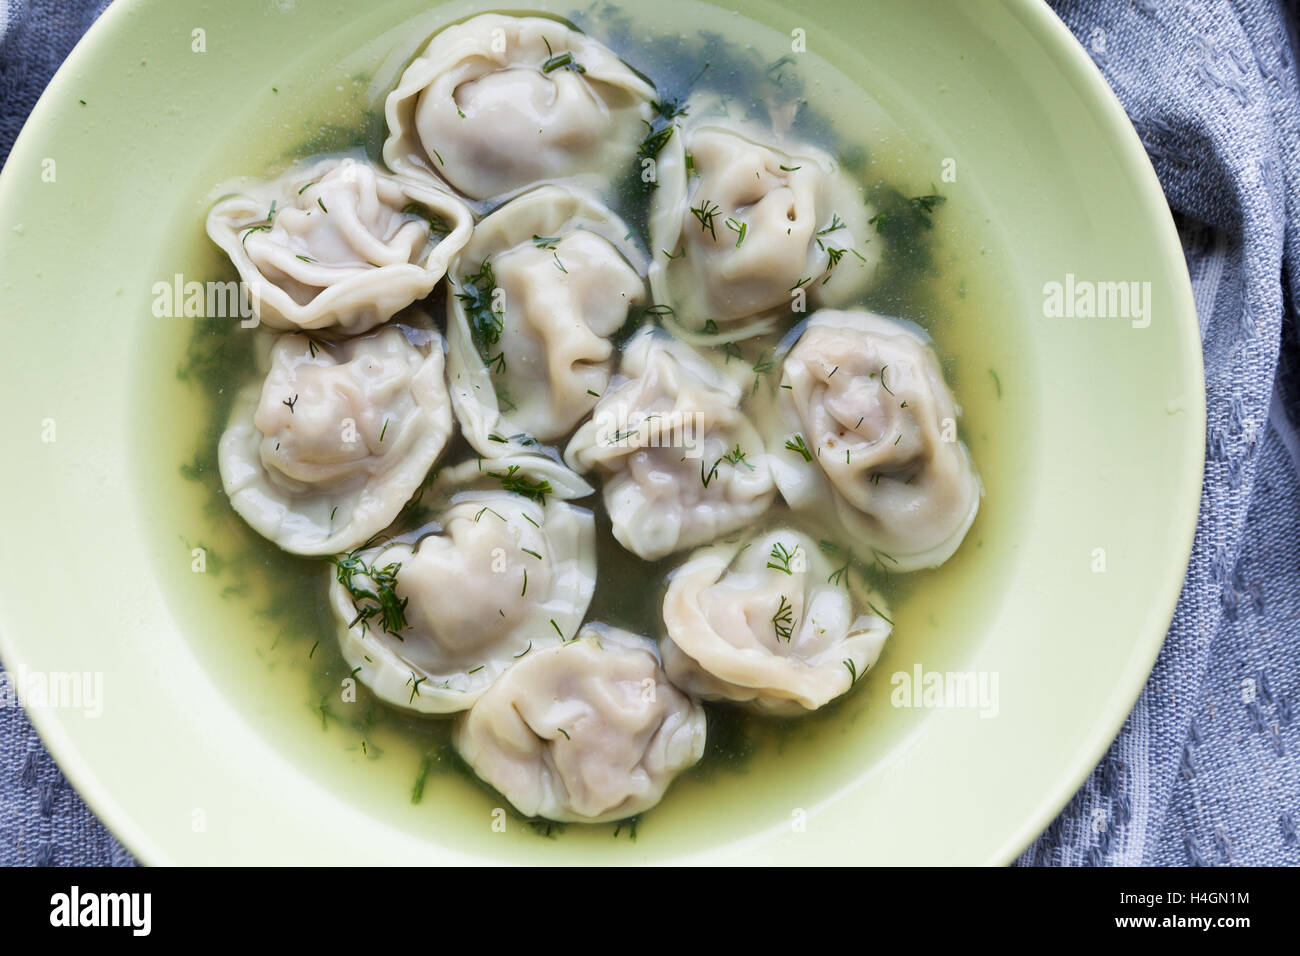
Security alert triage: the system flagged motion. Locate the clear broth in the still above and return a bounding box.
[133,0,1034,855]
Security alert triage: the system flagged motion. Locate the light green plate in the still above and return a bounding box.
[0,0,1202,864]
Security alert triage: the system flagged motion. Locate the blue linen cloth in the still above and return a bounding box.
[0,0,1297,866]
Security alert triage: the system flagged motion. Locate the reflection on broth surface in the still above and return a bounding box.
[139,2,1031,850]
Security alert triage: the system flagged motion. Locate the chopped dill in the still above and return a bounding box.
[817,213,846,235]
[724,217,748,247]
[333,550,408,637]
[455,259,506,373]
[690,199,720,240]
[785,434,812,462]
[772,594,795,642]
[767,541,798,576]
[401,201,449,238]
[722,444,754,471]
[541,37,586,74]
[867,599,894,626]
[487,464,552,503]
[408,675,427,702]
[638,124,674,159]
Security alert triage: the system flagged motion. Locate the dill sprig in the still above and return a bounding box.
[909,190,946,220]
[333,551,408,637]
[638,124,674,160]
[772,594,795,642]
[722,444,754,471]
[785,434,812,462]
[767,541,798,575]
[455,259,506,373]
[401,201,449,239]
[541,36,586,74]
[817,213,846,235]
[724,217,748,247]
[487,464,551,504]
[690,199,720,240]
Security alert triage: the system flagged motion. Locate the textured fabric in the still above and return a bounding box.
[1,0,129,866]
[1020,0,1300,866]
[1,0,1297,866]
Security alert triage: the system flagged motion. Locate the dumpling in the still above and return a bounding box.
[647,95,879,341]
[768,309,981,570]
[661,528,891,715]
[207,156,473,332]
[445,185,647,456]
[565,327,776,560]
[384,14,656,200]
[219,321,453,555]
[329,460,596,714]
[453,623,706,822]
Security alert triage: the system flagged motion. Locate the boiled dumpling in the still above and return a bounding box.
[661,528,891,715]
[445,185,647,456]
[219,321,453,555]
[565,327,776,560]
[384,14,656,200]
[207,156,473,332]
[768,309,981,570]
[329,459,596,714]
[453,623,706,822]
[647,94,879,341]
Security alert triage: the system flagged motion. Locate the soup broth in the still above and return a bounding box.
[133,0,1034,854]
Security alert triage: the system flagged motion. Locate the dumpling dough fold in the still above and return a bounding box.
[218,321,453,555]
[565,327,776,560]
[445,185,647,456]
[647,94,879,341]
[766,309,982,570]
[384,14,656,200]
[329,478,596,715]
[661,528,892,714]
[207,156,472,332]
[454,624,706,822]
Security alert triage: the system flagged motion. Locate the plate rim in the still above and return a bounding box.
[0,0,1206,866]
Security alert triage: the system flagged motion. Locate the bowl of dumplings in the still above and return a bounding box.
[0,0,1203,864]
